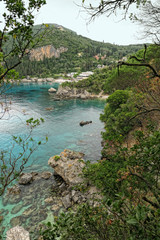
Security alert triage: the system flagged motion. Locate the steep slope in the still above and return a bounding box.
[14,24,144,77]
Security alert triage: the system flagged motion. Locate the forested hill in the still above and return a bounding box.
[13,24,144,78]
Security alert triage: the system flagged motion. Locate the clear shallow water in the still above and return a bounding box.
[0,82,106,237]
[1,82,105,171]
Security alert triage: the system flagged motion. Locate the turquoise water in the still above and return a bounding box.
[1,82,105,171]
[0,82,106,237]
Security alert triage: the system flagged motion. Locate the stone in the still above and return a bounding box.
[58,182,67,192]
[45,107,54,111]
[48,87,57,93]
[72,193,80,203]
[48,149,85,186]
[80,94,87,99]
[22,206,35,216]
[19,173,33,185]
[10,216,22,227]
[6,226,30,240]
[41,171,52,180]
[62,194,72,209]
[11,203,24,215]
[51,204,61,211]
[0,209,6,215]
[3,193,21,205]
[46,78,54,82]
[44,197,53,204]
[7,185,21,195]
[79,121,92,126]
[84,90,91,96]
[31,172,41,181]
[0,215,3,223]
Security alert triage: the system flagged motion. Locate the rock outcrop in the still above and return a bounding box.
[55,85,93,100]
[19,171,52,185]
[6,226,30,240]
[48,149,102,209]
[48,149,85,185]
[29,45,68,61]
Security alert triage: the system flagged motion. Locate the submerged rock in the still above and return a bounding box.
[10,216,22,227]
[6,226,30,240]
[11,203,24,215]
[7,185,21,195]
[0,215,3,223]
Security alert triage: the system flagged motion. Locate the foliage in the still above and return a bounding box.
[54,155,60,162]
[100,90,141,143]
[37,2,160,240]
[62,67,111,94]
[39,128,160,240]
[0,0,47,197]
[82,0,149,20]
[12,24,144,78]
[133,1,160,44]
[61,45,159,94]
[0,0,46,81]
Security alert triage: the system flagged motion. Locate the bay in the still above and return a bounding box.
[1,82,105,171]
[0,82,106,237]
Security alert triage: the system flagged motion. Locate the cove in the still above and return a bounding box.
[0,82,106,237]
[1,82,106,171]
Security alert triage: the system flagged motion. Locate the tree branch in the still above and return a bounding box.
[117,61,160,78]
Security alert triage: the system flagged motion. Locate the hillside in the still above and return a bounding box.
[62,44,158,95]
[35,43,160,240]
[12,24,144,78]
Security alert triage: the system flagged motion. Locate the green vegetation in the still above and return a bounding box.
[63,44,160,95]
[1,1,160,239]
[38,42,160,240]
[12,24,144,78]
[100,90,139,143]
[62,67,111,94]
[54,155,60,162]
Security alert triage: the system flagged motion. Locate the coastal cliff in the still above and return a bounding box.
[29,45,68,61]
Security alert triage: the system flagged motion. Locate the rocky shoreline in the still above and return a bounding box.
[11,77,109,100]
[53,85,109,100]
[20,77,72,84]
[4,149,101,240]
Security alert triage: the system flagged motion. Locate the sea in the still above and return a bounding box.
[0,82,106,238]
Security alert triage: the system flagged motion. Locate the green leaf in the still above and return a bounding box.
[127,219,138,225]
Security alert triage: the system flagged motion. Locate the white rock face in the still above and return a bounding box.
[6,226,30,240]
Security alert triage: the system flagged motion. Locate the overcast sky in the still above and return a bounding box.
[0,0,148,45]
[33,0,146,46]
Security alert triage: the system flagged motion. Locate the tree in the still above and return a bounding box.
[0,0,46,81]
[0,118,48,196]
[0,0,47,196]
[134,1,160,44]
[81,0,148,20]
